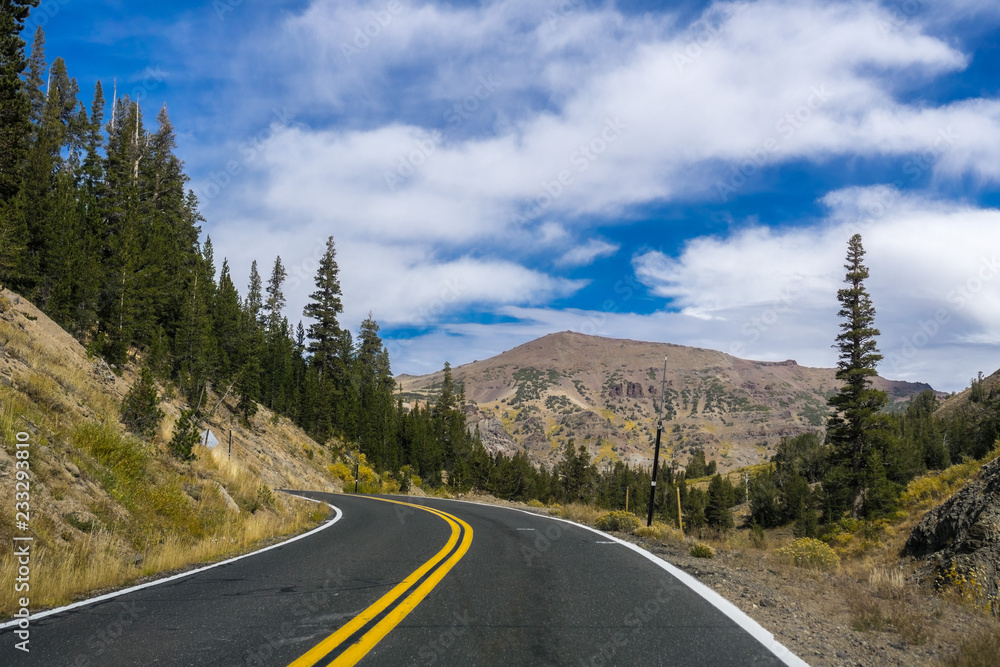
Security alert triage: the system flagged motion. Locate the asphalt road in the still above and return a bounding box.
[2,493,806,666]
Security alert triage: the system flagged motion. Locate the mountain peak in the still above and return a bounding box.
[398,332,935,471]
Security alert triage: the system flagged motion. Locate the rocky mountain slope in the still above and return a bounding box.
[0,288,339,615]
[398,331,937,471]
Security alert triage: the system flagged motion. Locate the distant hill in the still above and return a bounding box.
[397,331,937,471]
[934,367,1000,419]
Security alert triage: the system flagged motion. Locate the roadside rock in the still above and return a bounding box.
[902,456,1000,599]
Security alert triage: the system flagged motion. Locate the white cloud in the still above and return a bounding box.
[630,187,1000,391]
[194,0,1000,393]
[556,239,620,267]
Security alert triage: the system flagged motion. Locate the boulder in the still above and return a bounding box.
[902,456,1000,601]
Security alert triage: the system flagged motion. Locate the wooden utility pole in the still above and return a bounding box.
[646,356,669,527]
[677,486,684,539]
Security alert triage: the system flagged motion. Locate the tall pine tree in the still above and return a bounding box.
[823,234,892,519]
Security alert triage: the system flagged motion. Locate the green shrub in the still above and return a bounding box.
[120,368,163,438]
[777,537,840,571]
[690,543,716,558]
[169,409,200,461]
[595,510,641,533]
[527,499,545,508]
[749,522,766,548]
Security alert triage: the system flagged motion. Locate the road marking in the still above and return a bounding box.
[595,541,615,544]
[288,498,473,667]
[516,528,535,531]
[404,495,809,667]
[0,495,342,631]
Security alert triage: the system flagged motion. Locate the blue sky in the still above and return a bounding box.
[30,0,1000,391]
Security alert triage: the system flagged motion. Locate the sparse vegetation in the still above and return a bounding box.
[776,537,840,571]
[595,510,641,533]
[689,543,715,558]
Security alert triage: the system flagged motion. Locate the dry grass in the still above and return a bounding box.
[0,318,41,366]
[944,626,1000,667]
[552,502,602,525]
[633,521,685,543]
[0,498,322,614]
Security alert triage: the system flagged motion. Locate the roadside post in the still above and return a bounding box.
[647,356,668,527]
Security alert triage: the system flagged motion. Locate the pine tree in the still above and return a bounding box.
[0,1,37,206]
[245,260,262,323]
[120,367,164,438]
[99,96,146,363]
[303,236,344,380]
[213,259,243,383]
[264,255,286,333]
[705,474,735,530]
[355,314,397,470]
[824,234,892,518]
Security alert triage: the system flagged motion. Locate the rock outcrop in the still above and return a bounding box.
[902,456,1000,601]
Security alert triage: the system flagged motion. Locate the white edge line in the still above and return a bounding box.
[0,494,342,630]
[396,494,809,667]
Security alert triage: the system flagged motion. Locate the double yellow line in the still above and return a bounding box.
[289,498,473,667]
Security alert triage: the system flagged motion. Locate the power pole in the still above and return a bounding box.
[647,356,668,527]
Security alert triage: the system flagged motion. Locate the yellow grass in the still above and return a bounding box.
[0,500,321,614]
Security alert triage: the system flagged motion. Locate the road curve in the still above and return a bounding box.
[1,492,806,666]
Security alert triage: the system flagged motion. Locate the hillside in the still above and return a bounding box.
[934,367,1000,419]
[0,288,340,616]
[398,331,937,471]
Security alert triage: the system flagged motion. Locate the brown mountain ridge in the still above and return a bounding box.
[397,331,937,472]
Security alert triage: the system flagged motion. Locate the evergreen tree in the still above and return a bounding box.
[354,314,396,470]
[706,474,735,530]
[213,259,243,383]
[0,1,37,206]
[245,259,263,323]
[99,96,146,363]
[264,255,286,334]
[120,367,163,438]
[823,234,893,519]
[303,236,344,380]
[685,449,708,478]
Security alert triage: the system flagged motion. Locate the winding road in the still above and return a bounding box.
[2,493,806,666]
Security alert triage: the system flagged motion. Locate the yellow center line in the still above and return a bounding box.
[288,497,474,667]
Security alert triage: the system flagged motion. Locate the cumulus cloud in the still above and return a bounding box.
[189,0,1000,391]
[631,187,1000,390]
